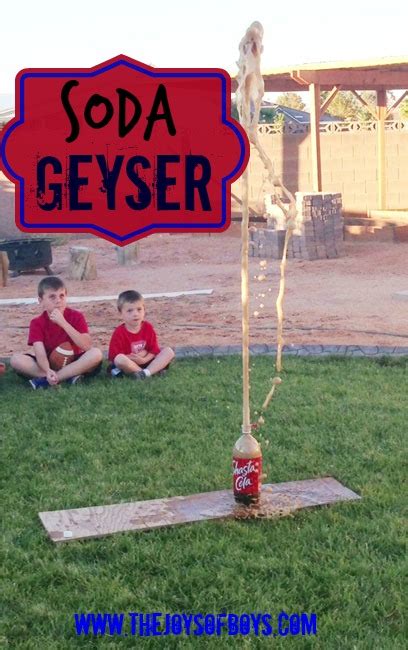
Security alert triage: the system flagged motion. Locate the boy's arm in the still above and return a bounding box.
[32,342,58,384]
[146,324,161,358]
[129,351,155,364]
[49,310,92,351]
[33,341,50,373]
[108,328,123,362]
[129,322,159,364]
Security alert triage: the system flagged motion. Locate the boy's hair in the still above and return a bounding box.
[38,276,66,298]
[117,290,144,311]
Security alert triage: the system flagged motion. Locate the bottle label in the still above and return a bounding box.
[233,455,262,496]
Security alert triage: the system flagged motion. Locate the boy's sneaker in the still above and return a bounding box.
[132,370,148,380]
[29,377,49,390]
[66,374,83,386]
[110,367,123,378]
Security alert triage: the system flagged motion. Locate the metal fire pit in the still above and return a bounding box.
[0,238,53,276]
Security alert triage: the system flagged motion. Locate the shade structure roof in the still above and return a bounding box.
[232,56,408,92]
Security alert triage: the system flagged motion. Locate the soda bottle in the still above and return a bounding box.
[232,430,262,505]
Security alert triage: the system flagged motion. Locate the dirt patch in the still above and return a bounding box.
[1,232,408,357]
[1,172,408,357]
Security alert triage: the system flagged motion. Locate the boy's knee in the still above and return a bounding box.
[93,347,103,362]
[87,347,103,366]
[114,353,127,366]
[164,347,175,360]
[10,353,23,370]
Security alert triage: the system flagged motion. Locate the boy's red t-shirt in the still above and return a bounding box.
[108,321,160,361]
[28,308,88,356]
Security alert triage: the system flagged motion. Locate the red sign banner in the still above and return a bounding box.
[0,55,249,245]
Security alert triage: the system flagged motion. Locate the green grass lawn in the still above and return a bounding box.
[1,355,406,648]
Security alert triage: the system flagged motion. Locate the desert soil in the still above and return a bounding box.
[1,172,407,357]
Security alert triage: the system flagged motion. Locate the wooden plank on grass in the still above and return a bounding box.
[39,477,360,544]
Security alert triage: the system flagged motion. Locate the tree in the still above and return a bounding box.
[231,100,283,125]
[275,92,305,111]
[322,90,397,121]
[356,91,377,121]
[356,91,396,120]
[231,100,239,121]
[400,99,408,120]
[259,107,279,123]
[321,91,360,120]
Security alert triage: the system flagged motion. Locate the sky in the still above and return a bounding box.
[1,0,407,107]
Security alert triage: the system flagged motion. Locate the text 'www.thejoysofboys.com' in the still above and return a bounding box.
[74,611,317,637]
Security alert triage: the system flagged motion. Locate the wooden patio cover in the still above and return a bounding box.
[233,57,408,211]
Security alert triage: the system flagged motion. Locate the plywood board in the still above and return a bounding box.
[39,477,360,543]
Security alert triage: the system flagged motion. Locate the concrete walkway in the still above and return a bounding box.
[1,344,408,365]
[175,344,408,358]
[2,343,408,367]
[0,289,213,306]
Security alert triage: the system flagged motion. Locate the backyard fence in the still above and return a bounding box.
[233,121,408,214]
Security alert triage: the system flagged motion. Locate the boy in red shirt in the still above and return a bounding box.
[10,276,103,389]
[108,290,174,379]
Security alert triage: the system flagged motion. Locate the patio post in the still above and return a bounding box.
[376,89,387,210]
[309,82,322,192]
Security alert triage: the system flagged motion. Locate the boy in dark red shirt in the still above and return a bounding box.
[108,290,174,379]
[10,276,103,389]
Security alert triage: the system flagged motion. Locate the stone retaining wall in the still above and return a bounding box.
[249,192,344,260]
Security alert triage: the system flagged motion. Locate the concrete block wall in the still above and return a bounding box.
[232,127,408,214]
